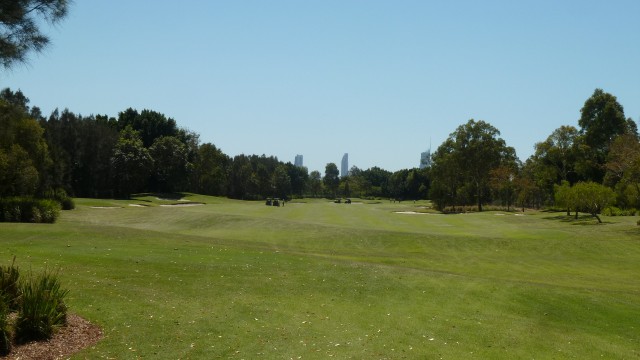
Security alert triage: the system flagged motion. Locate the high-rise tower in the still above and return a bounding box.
[294,154,303,167]
[341,153,349,178]
[420,138,432,169]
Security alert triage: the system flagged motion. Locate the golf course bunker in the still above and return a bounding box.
[90,206,121,209]
[394,211,430,215]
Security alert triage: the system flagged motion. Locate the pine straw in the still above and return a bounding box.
[6,314,102,360]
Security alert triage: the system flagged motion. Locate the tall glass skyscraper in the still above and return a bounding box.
[294,154,303,167]
[341,153,348,178]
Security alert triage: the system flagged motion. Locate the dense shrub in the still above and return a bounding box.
[41,188,75,210]
[0,296,10,356]
[441,205,479,213]
[0,260,70,350]
[60,197,75,210]
[602,206,637,216]
[0,198,61,223]
[15,270,68,343]
[0,258,20,311]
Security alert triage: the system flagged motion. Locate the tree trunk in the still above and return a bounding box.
[592,212,602,223]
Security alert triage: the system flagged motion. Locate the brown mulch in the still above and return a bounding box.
[5,314,103,360]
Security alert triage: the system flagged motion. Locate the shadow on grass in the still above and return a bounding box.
[542,214,612,225]
[132,192,186,201]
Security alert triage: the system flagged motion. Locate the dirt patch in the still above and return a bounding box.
[6,314,103,360]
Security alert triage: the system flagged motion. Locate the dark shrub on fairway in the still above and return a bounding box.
[0,296,10,356]
[15,270,68,343]
[0,258,20,311]
[602,206,637,216]
[42,188,75,210]
[0,198,61,223]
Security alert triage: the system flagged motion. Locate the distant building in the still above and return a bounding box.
[294,154,303,167]
[341,153,349,178]
[420,149,432,169]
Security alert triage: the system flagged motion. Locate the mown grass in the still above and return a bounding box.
[0,195,638,358]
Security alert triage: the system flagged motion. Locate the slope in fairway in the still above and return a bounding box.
[0,196,638,359]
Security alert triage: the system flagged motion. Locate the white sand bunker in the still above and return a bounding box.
[90,206,121,209]
[129,204,147,207]
[395,211,429,215]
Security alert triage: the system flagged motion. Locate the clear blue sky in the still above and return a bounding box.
[2,0,639,174]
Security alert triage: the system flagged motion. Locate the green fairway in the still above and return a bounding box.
[1,195,638,359]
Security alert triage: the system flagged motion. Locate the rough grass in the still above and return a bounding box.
[0,195,638,358]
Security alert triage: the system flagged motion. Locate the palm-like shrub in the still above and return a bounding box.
[0,296,11,356]
[15,270,69,343]
[0,257,20,311]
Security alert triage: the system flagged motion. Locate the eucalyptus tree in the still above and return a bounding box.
[191,143,229,196]
[149,136,190,193]
[605,134,640,208]
[573,182,616,223]
[286,163,308,198]
[272,164,292,199]
[117,108,181,148]
[431,119,517,211]
[578,89,630,182]
[323,163,340,198]
[309,170,322,197]
[0,98,50,196]
[110,126,152,199]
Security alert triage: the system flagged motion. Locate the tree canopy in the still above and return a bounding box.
[0,0,69,69]
[430,119,516,211]
[1,85,638,218]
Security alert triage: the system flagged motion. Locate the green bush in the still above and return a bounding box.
[38,199,61,223]
[0,295,11,356]
[602,206,637,216]
[15,270,69,343]
[0,257,21,311]
[0,199,21,222]
[0,198,60,223]
[60,197,75,210]
[41,188,75,210]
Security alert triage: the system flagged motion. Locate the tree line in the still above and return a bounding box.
[429,89,639,219]
[2,1,639,221]
[0,88,429,202]
[1,87,638,220]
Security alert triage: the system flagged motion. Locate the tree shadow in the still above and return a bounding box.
[155,192,186,201]
[542,214,612,225]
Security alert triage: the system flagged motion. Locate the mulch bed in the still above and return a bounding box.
[5,314,103,360]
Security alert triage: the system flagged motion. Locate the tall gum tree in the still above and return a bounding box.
[431,119,516,211]
[578,89,629,182]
